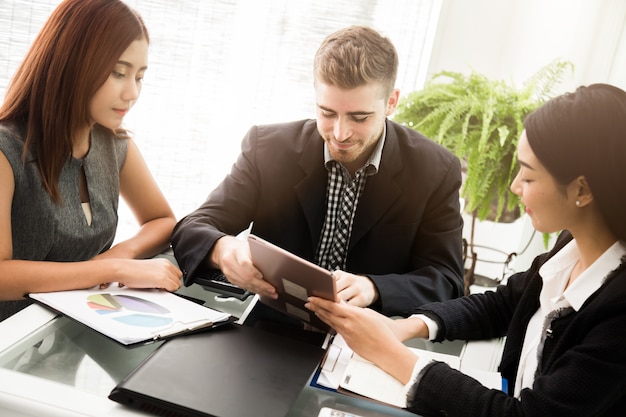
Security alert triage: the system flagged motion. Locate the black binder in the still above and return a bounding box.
[109,324,325,417]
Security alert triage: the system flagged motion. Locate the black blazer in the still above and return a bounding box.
[409,231,626,416]
[171,119,464,316]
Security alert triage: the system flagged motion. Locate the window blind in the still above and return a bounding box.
[0,0,440,238]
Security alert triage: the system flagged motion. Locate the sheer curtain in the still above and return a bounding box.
[0,0,441,238]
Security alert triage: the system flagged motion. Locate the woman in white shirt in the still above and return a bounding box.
[306,83,626,416]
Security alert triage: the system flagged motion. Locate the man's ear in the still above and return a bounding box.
[385,89,400,116]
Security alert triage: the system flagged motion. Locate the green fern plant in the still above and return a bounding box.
[394,60,573,222]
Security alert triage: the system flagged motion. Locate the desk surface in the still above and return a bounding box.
[0,281,495,417]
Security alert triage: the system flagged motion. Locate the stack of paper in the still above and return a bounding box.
[316,334,503,408]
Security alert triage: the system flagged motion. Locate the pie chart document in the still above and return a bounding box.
[29,284,232,345]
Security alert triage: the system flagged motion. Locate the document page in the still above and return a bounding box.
[30,285,232,345]
[340,348,461,408]
[315,334,354,389]
[316,336,503,408]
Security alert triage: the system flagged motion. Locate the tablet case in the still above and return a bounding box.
[247,234,337,331]
[109,324,326,417]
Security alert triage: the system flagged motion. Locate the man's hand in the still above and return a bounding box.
[333,269,379,307]
[210,236,277,299]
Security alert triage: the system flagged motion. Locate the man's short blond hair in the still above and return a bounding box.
[314,25,398,98]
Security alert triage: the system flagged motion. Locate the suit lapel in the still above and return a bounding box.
[349,121,402,249]
[293,120,403,254]
[295,129,327,250]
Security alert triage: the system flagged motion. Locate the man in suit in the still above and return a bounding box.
[171,26,464,331]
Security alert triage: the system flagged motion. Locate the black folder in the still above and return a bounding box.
[109,324,325,417]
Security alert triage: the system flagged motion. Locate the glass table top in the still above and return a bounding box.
[0,315,161,396]
[0,283,466,417]
[0,283,254,396]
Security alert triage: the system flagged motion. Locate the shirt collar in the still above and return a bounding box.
[539,239,626,311]
[323,121,386,175]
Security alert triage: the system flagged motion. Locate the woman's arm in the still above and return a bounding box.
[306,297,426,383]
[99,138,176,259]
[0,146,181,301]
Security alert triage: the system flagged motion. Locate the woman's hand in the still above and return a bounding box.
[306,296,420,384]
[104,258,183,292]
[305,297,400,359]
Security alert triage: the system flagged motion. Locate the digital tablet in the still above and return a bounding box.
[247,234,337,331]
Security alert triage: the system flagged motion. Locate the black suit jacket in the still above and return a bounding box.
[172,119,464,316]
[409,231,626,417]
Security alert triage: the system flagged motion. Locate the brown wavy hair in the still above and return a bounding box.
[0,0,149,203]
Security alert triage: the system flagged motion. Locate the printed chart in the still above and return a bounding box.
[87,293,173,327]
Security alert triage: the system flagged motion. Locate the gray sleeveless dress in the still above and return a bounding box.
[0,124,128,320]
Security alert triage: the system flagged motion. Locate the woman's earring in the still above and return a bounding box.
[575,201,581,207]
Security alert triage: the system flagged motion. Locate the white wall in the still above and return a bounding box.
[426,0,626,277]
[428,0,626,92]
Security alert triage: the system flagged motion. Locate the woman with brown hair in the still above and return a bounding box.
[0,0,182,321]
[307,83,626,416]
